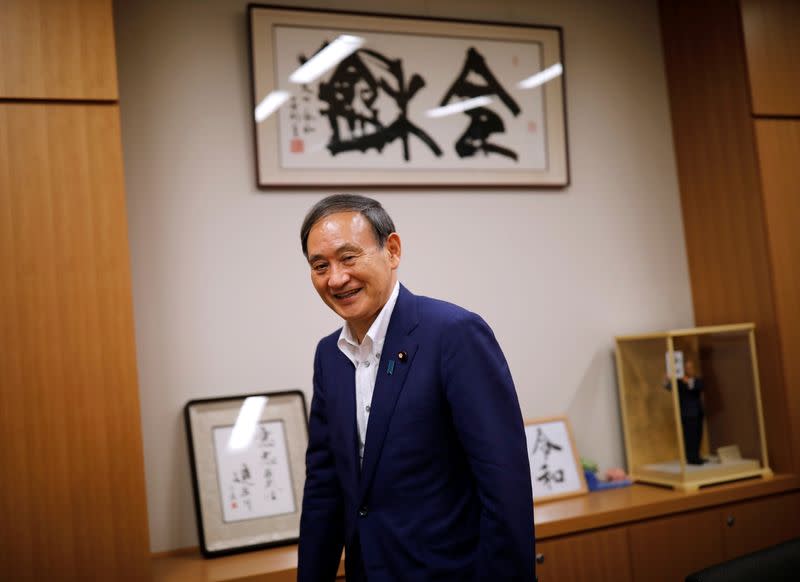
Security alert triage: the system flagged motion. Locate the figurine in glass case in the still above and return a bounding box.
[665,358,705,464]
[617,323,771,490]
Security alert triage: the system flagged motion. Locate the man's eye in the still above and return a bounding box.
[312,263,328,273]
[341,255,356,264]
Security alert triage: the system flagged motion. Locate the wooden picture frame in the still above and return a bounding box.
[248,4,569,188]
[184,390,308,557]
[524,415,588,503]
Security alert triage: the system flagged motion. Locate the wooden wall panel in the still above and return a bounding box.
[659,0,794,471]
[0,103,149,581]
[755,120,800,479]
[0,0,118,100]
[741,0,800,116]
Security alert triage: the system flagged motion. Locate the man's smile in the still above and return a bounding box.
[333,288,362,300]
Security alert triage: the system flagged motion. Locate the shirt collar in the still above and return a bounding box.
[338,280,400,355]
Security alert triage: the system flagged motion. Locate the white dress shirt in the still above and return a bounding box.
[337,281,400,467]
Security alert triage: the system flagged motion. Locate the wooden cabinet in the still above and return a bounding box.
[721,491,800,558]
[627,492,800,582]
[628,508,724,582]
[533,488,800,582]
[151,479,800,582]
[536,526,631,582]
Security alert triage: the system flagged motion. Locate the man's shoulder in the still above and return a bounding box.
[416,293,469,317]
[413,292,485,329]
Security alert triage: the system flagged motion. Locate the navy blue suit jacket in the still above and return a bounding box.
[297,285,535,581]
[676,377,704,418]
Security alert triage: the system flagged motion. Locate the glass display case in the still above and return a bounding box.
[615,323,772,491]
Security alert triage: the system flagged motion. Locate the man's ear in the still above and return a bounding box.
[385,233,402,268]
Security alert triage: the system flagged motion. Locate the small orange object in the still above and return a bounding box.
[605,468,628,482]
[290,138,304,153]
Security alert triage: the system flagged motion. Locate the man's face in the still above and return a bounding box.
[306,211,401,340]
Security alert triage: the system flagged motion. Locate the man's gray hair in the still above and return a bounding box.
[300,194,396,257]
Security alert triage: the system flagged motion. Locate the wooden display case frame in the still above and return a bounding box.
[615,323,772,491]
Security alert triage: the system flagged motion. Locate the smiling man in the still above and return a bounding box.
[297,194,534,582]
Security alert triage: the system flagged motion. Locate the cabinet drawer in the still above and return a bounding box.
[536,526,631,582]
[628,508,723,582]
[722,491,800,558]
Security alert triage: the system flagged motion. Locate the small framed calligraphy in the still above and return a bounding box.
[524,416,588,503]
[184,390,308,557]
[249,5,568,188]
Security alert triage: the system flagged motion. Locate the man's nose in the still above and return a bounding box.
[328,263,350,288]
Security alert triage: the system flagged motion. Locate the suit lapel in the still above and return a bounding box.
[358,285,419,502]
[332,348,360,496]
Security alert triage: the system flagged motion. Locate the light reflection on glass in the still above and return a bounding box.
[227,396,268,451]
[517,63,564,90]
[425,95,494,118]
[289,34,365,85]
[254,90,291,122]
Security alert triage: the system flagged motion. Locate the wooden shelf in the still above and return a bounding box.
[151,544,345,582]
[152,474,799,581]
[535,473,799,538]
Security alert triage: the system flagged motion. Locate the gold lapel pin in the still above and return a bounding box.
[398,351,408,362]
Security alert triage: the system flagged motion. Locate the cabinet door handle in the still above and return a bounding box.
[726,515,736,527]
[536,553,545,564]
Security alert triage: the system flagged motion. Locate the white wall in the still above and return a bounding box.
[115,0,693,552]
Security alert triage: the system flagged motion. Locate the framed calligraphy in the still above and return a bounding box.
[524,416,588,503]
[184,390,308,557]
[248,5,568,188]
